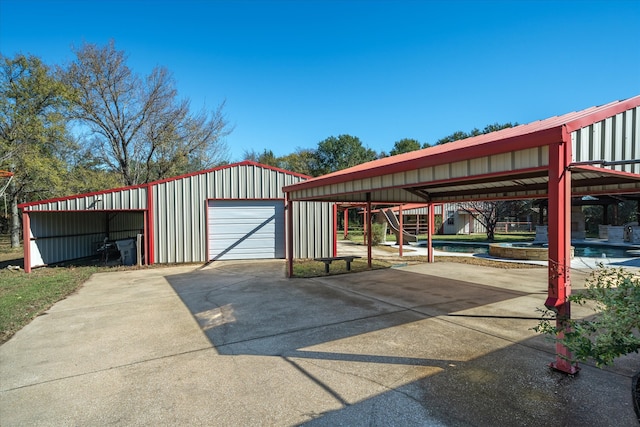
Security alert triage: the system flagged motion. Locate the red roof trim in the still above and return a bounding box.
[284,96,640,194]
[149,160,311,186]
[565,96,640,133]
[284,128,562,193]
[19,161,310,209]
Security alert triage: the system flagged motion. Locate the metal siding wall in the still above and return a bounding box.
[153,177,207,264]
[293,201,333,258]
[25,187,147,211]
[572,107,639,173]
[28,211,143,267]
[152,164,316,264]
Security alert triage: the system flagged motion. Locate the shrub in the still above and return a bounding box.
[371,223,386,246]
[534,266,640,367]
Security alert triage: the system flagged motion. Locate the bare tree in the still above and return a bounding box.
[458,200,531,240]
[64,41,230,185]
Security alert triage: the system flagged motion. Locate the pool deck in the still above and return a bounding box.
[376,239,640,271]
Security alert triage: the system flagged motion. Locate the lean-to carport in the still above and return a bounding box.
[284,95,640,374]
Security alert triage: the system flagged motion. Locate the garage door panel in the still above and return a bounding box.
[208,200,285,261]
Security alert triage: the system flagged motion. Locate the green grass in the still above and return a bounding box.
[0,234,23,264]
[293,258,391,277]
[0,266,101,343]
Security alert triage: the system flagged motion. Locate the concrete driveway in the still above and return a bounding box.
[1,260,638,426]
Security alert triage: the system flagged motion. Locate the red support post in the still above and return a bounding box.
[146,183,155,265]
[143,210,149,266]
[398,204,403,257]
[23,211,31,273]
[343,208,349,240]
[332,203,338,257]
[545,129,579,374]
[287,198,294,278]
[366,193,372,268]
[428,204,434,263]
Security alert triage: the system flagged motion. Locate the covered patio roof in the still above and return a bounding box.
[283,95,640,374]
[284,96,640,203]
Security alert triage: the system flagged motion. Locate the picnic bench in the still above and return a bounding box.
[314,256,362,273]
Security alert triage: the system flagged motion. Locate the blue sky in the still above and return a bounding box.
[2,0,639,161]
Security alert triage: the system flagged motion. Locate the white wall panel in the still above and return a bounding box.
[572,107,639,173]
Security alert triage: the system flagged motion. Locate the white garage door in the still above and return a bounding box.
[208,200,285,261]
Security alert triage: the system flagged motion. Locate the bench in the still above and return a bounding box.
[314,256,362,273]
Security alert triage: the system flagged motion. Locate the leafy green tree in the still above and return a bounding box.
[64,41,230,186]
[314,134,377,175]
[436,131,469,145]
[436,122,517,145]
[0,53,73,247]
[482,122,517,134]
[535,266,640,367]
[280,148,318,176]
[243,148,281,168]
[389,138,422,156]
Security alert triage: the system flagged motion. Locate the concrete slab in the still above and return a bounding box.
[1,259,638,426]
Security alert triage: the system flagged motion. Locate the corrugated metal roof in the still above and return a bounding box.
[284,96,640,203]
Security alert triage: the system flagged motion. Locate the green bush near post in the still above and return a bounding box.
[371,223,386,245]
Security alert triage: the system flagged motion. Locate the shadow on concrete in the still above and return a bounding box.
[165,263,530,354]
[164,261,640,426]
[610,258,640,268]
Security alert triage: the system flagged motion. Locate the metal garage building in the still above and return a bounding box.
[19,161,334,272]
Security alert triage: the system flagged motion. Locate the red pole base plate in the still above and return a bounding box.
[549,361,580,375]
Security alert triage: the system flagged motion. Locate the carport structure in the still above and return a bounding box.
[284,95,640,373]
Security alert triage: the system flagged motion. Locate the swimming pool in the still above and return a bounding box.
[429,242,489,255]
[424,241,640,258]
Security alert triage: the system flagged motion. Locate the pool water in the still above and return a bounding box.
[430,242,489,255]
[573,244,639,258]
[427,241,640,258]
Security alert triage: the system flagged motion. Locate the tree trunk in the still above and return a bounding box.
[10,181,20,248]
[486,224,495,241]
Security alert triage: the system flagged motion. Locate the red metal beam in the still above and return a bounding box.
[332,203,338,257]
[398,204,404,257]
[146,183,155,265]
[286,199,294,278]
[428,203,434,263]
[22,212,31,273]
[343,208,349,240]
[366,193,372,268]
[283,128,563,193]
[545,127,579,374]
